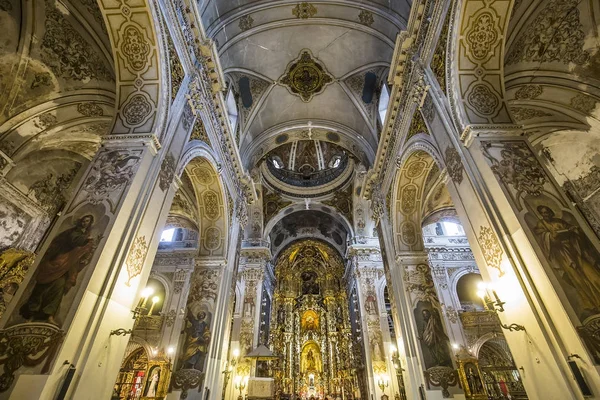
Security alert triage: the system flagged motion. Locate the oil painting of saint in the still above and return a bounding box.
[526,203,600,320]
[181,309,211,371]
[19,214,100,325]
[415,303,451,369]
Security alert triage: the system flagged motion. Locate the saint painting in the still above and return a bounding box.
[144,366,160,397]
[526,203,600,320]
[416,303,451,368]
[181,309,211,371]
[19,214,100,325]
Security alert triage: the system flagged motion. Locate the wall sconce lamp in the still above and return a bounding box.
[477,282,525,332]
[376,375,389,393]
[223,349,240,390]
[390,345,403,372]
[234,375,248,400]
[110,287,159,336]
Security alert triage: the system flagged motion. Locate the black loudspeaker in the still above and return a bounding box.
[568,360,592,397]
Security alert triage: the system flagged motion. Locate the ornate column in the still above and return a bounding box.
[348,245,400,399]
[460,127,600,396]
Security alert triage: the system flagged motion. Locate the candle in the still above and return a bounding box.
[147,296,159,315]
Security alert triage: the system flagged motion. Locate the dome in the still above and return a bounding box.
[262,140,353,196]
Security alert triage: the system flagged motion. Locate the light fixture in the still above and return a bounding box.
[376,375,389,393]
[234,375,247,400]
[110,288,161,336]
[477,282,525,332]
[223,348,241,391]
[452,343,459,350]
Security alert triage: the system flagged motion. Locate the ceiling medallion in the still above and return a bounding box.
[279,50,334,102]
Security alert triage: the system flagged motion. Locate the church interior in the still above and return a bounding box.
[1,0,600,399]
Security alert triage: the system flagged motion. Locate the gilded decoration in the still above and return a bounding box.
[41,0,112,81]
[0,249,35,318]
[464,10,501,63]
[279,50,333,102]
[171,369,203,399]
[0,323,64,392]
[122,93,153,127]
[482,141,546,197]
[400,185,417,215]
[263,190,292,224]
[477,226,504,276]
[190,120,210,143]
[466,84,500,116]
[514,85,543,100]
[445,147,464,185]
[119,24,152,73]
[358,10,374,27]
[510,107,551,121]
[167,32,184,101]
[407,108,429,140]
[322,185,353,225]
[431,7,450,92]
[292,2,317,19]
[506,0,590,65]
[125,236,148,286]
[158,153,176,192]
[202,191,220,220]
[239,15,254,31]
[28,165,79,214]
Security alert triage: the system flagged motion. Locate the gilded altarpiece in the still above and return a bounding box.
[270,241,359,398]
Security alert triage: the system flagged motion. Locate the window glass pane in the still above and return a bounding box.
[161,228,175,242]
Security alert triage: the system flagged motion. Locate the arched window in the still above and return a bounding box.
[378,83,390,124]
[226,87,238,132]
[160,228,175,242]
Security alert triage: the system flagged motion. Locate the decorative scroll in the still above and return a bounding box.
[171,368,204,399]
[424,366,459,398]
[0,323,64,392]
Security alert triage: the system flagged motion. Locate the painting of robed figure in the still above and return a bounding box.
[180,308,212,371]
[524,196,600,321]
[17,209,105,326]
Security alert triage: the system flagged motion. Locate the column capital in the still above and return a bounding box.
[395,251,428,265]
[239,246,271,265]
[194,257,226,269]
[101,133,161,154]
[347,245,382,263]
[460,124,523,148]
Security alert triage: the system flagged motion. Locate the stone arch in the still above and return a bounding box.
[148,272,172,310]
[392,144,443,252]
[448,0,514,128]
[181,156,228,257]
[98,0,169,138]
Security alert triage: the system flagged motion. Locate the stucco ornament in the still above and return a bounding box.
[465,11,500,62]
[477,226,504,276]
[484,142,546,197]
[158,153,176,192]
[445,147,464,185]
[82,149,141,203]
[119,24,151,73]
[122,93,153,126]
[370,183,385,224]
[279,50,333,102]
[467,84,499,116]
[506,0,589,65]
[125,235,148,286]
[292,2,317,19]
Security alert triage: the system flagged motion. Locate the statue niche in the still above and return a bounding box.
[301,342,322,373]
[301,270,319,295]
[301,310,319,333]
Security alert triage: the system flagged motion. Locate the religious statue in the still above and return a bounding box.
[419,308,451,367]
[145,368,160,397]
[365,292,378,315]
[465,363,484,394]
[532,205,600,315]
[181,309,211,371]
[306,349,316,370]
[19,214,99,325]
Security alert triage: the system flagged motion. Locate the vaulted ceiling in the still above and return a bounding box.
[198,0,410,169]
